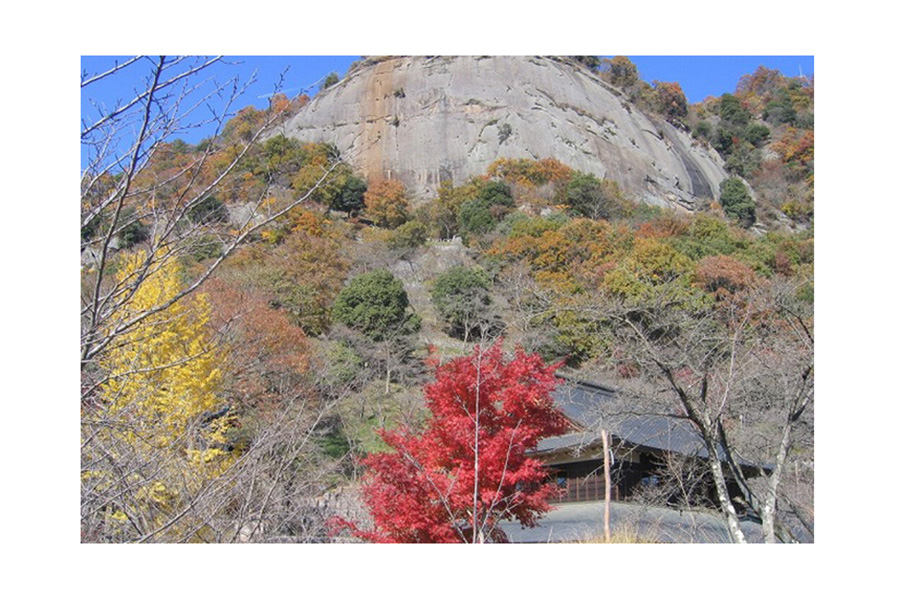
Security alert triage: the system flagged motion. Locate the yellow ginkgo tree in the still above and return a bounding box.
[83,250,233,541]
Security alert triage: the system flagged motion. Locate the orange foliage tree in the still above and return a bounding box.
[487,158,574,207]
[652,81,688,122]
[364,179,410,228]
[229,226,350,336]
[487,158,574,188]
[695,254,758,300]
[204,277,311,411]
[772,127,814,181]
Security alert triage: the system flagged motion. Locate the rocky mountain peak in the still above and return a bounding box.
[279,56,728,209]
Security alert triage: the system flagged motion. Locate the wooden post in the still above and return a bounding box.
[602,429,611,543]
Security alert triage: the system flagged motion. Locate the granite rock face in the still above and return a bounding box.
[279,56,729,208]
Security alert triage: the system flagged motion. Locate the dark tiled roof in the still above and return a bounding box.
[549,377,616,428]
[616,414,710,458]
[535,431,601,453]
[545,377,711,459]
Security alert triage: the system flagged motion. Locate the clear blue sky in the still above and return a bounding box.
[81,55,814,149]
[625,56,814,103]
[81,56,362,146]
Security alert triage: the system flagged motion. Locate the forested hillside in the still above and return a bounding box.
[81,56,813,543]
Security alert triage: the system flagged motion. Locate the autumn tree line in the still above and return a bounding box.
[573,57,814,227]
[81,56,812,543]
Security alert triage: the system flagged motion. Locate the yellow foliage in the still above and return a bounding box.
[290,208,328,236]
[101,251,226,451]
[534,270,580,294]
[359,226,396,244]
[91,251,234,538]
[487,157,574,187]
[602,238,708,309]
[260,227,288,245]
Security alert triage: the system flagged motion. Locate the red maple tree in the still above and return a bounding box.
[331,342,569,543]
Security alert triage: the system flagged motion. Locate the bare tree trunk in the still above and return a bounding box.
[706,449,747,543]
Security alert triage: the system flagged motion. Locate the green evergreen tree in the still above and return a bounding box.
[331,174,368,215]
[719,177,756,227]
[332,269,420,341]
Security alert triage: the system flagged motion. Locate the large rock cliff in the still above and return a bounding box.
[279,56,729,209]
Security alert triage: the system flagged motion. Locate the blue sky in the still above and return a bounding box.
[81,56,362,146]
[626,56,813,103]
[81,55,814,149]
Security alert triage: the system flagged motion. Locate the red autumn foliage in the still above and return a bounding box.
[634,214,690,240]
[331,342,569,543]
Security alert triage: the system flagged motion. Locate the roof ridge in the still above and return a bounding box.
[554,371,618,394]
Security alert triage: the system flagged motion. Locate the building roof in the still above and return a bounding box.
[540,376,715,460]
[547,376,616,428]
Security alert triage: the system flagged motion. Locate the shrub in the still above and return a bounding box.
[742,123,771,147]
[321,72,339,91]
[290,152,355,207]
[119,218,150,248]
[332,269,420,341]
[188,235,224,262]
[259,134,305,182]
[601,56,639,88]
[695,254,757,298]
[388,220,429,251]
[718,94,750,128]
[713,127,735,154]
[571,56,602,71]
[502,213,568,239]
[651,80,687,122]
[795,112,814,130]
[763,93,797,125]
[565,172,625,220]
[477,180,514,208]
[724,143,761,178]
[188,195,228,224]
[116,206,150,248]
[670,214,743,259]
[487,158,574,189]
[458,200,497,241]
[719,178,756,227]
[431,266,496,339]
[457,181,514,241]
[692,120,712,139]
